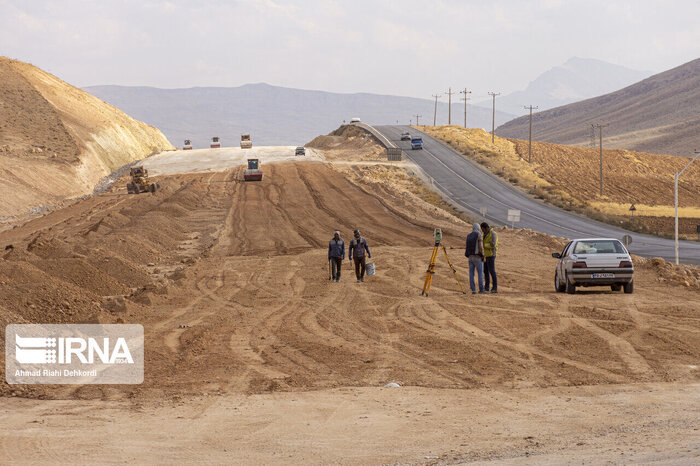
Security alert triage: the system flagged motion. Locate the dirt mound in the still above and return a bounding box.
[0,57,174,220]
[1,161,698,402]
[307,124,385,161]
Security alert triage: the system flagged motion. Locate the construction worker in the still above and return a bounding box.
[348,229,371,283]
[481,222,498,293]
[465,223,486,294]
[328,230,345,282]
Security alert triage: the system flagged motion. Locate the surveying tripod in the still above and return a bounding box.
[421,229,466,297]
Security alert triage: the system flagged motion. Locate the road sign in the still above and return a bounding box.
[386,147,402,161]
[622,234,633,248]
[507,209,520,228]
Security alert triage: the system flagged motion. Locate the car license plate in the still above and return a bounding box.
[592,273,614,278]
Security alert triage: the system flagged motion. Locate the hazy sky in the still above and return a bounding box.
[2,0,698,98]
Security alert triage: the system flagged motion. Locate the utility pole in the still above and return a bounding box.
[413,114,422,125]
[431,94,441,126]
[591,123,609,197]
[460,88,471,128]
[675,150,700,265]
[524,105,538,163]
[445,87,455,125]
[488,92,500,143]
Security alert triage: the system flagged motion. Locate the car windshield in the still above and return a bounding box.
[573,240,625,255]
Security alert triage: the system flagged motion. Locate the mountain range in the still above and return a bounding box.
[84,84,515,148]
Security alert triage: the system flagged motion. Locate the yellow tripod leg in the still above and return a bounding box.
[442,245,466,294]
[421,245,439,296]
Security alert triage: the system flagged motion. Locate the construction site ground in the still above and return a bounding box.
[1,142,699,463]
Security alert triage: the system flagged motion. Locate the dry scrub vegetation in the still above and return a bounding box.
[419,125,700,239]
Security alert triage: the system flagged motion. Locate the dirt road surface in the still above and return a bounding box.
[1,151,699,463]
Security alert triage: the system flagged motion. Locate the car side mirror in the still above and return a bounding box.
[552,253,561,259]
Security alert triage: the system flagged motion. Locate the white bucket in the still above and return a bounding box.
[366,261,375,276]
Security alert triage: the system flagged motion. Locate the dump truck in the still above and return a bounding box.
[240,134,252,149]
[183,139,193,150]
[244,158,262,181]
[210,137,221,148]
[411,137,423,150]
[126,166,158,194]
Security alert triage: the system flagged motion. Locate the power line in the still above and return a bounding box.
[524,105,538,163]
[488,92,500,143]
[445,87,455,125]
[431,94,441,126]
[460,88,471,128]
[591,123,609,197]
[413,114,422,125]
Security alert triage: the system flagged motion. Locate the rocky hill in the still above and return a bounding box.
[0,57,174,219]
[496,58,700,157]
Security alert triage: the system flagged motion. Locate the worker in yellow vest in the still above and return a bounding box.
[481,222,498,293]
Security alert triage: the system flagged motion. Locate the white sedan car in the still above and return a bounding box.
[552,238,634,294]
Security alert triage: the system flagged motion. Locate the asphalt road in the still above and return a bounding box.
[375,125,700,265]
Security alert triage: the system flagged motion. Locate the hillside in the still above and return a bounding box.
[0,57,174,219]
[496,58,700,156]
[477,57,651,116]
[83,83,516,149]
[419,125,700,239]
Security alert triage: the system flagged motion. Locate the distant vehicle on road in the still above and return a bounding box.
[350,117,361,123]
[183,139,193,150]
[210,137,221,148]
[240,134,252,149]
[400,132,411,141]
[411,137,423,150]
[295,146,306,156]
[552,238,634,294]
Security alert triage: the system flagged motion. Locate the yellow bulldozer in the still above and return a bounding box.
[126,166,158,194]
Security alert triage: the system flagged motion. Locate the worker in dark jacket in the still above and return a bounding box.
[328,230,345,282]
[348,229,371,283]
[465,223,486,294]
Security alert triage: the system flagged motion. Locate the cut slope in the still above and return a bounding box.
[0,57,174,218]
[497,58,700,156]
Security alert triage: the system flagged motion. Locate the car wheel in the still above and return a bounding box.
[623,281,634,294]
[555,271,565,293]
[565,274,576,294]
[611,285,621,292]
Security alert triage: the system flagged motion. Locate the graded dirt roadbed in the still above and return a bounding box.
[143,145,324,176]
[1,159,698,463]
